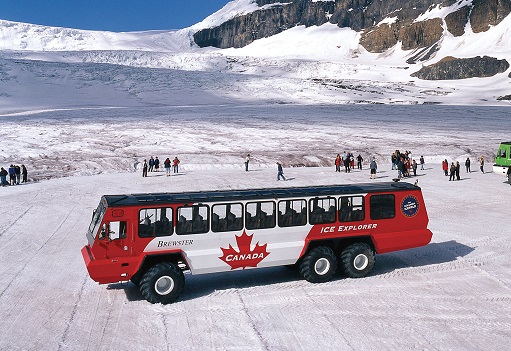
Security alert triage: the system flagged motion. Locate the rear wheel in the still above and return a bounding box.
[299,246,337,283]
[139,262,184,304]
[340,243,375,278]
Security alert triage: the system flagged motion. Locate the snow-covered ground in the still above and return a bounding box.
[0,104,509,180]
[1,1,511,349]
[0,159,510,350]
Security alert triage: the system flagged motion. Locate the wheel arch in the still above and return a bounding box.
[131,251,188,285]
[301,236,376,261]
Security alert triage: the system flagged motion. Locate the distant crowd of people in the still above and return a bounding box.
[142,156,180,177]
[334,152,364,173]
[0,164,28,186]
[136,150,507,185]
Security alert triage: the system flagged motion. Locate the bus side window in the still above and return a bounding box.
[138,208,173,238]
[246,201,276,230]
[370,194,395,220]
[108,221,127,240]
[212,203,243,233]
[176,205,209,235]
[339,196,365,222]
[309,197,336,224]
[278,199,307,227]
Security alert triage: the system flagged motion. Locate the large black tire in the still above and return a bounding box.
[340,243,375,278]
[299,246,337,283]
[139,262,185,304]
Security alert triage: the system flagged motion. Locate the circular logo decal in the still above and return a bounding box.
[401,195,419,217]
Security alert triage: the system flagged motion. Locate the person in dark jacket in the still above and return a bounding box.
[0,167,8,186]
[14,165,21,184]
[154,156,160,172]
[8,165,16,185]
[164,157,171,176]
[142,160,148,177]
[507,166,511,185]
[356,154,363,170]
[465,157,471,173]
[455,161,461,180]
[148,156,155,172]
[21,165,28,183]
[277,162,286,181]
[449,162,456,181]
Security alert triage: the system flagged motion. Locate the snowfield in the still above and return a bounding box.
[0,160,510,350]
[1,0,511,349]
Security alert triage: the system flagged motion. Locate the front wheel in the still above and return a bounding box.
[139,262,185,304]
[299,246,337,283]
[340,243,375,278]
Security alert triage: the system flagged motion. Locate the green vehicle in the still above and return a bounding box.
[493,142,511,175]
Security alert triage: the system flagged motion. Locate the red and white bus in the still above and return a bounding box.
[82,182,432,304]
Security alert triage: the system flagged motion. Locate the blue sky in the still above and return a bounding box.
[0,0,232,31]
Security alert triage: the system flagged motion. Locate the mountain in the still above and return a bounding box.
[193,0,511,77]
[0,0,511,110]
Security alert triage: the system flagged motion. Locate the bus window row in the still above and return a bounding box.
[136,194,395,237]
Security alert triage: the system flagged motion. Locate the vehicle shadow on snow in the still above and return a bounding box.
[372,240,474,275]
[111,240,473,303]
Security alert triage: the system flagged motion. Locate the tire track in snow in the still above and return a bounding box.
[0,205,75,300]
[0,205,33,238]
[236,290,270,351]
[301,288,357,351]
[57,275,88,351]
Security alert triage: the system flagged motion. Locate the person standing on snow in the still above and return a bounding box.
[419,155,425,170]
[149,156,155,172]
[455,161,461,180]
[369,157,377,179]
[465,157,471,173]
[479,156,484,173]
[14,165,21,184]
[449,162,456,181]
[0,167,8,186]
[356,154,363,170]
[164,157,171,176]
[412,159,418,176]
[154,156,160,172]
[21,165,28,183]
[142,160,148,177]
[173,157,180,173]
[506,166,511,185]
[442,159,449,176]
[245,154,250,172]
[8,165,15,185]
[335,154,341,172]
[277,162,286,181]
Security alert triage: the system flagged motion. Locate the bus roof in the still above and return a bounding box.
[102,182,420,207]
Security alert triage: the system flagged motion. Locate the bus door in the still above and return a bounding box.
[100,220,130,259]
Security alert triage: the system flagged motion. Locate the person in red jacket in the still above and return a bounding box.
[334,154,341,172]
[442,159,448,176]
[173,157,180,173]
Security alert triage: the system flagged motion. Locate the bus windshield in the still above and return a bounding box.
[87,200,106,245]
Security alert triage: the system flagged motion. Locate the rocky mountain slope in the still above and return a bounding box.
[0,0,511,108]
[194,0,511,80]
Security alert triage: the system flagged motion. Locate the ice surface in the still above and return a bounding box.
[0,158,510,350]
[0,2,511,349]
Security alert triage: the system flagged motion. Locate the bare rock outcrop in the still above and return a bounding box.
[411,56,510,80]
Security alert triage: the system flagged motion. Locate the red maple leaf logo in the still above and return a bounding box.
[219,230,270,270]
